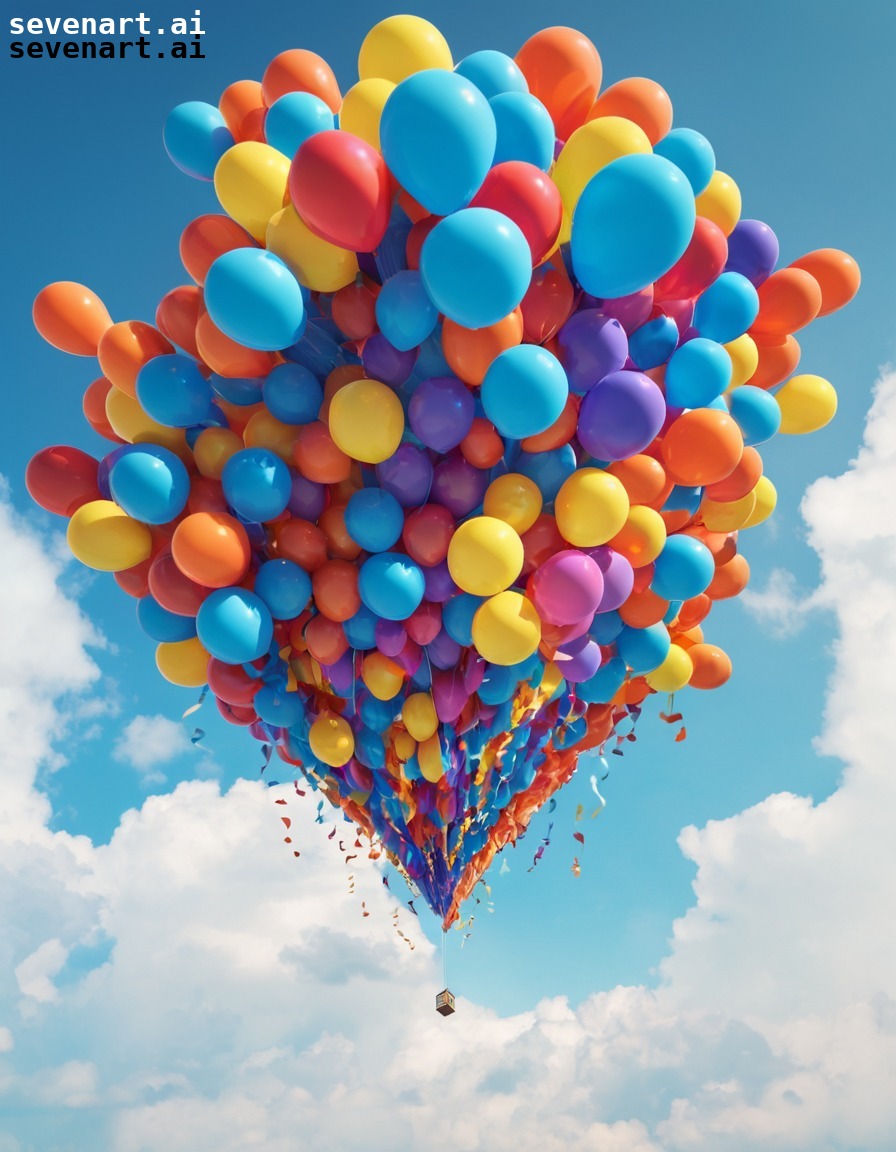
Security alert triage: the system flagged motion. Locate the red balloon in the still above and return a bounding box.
[402,504,456,566]
[520,513,565,575]
[405,215,441,271]
[148,550,212,616]
[83,377,126,443]
[156,285,202,358]
[289,130,391,253]
[208,658,262,705]
[654,216,727,301]
[406,601,442,646]
[216,697,258,725]
[331,275,380,340]
[25,446,102,516]
[520,262,576,343]
[469,162,563,266]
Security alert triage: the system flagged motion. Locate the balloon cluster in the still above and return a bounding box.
[27,18,859,926]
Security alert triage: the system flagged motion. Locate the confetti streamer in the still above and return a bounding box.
[575,803,584,822]
[181,686,208,719]
[499,859,510,875]
[573,831,585,846]
[189,727,205,745]
[675,727,688,742]
[571,857,581,878]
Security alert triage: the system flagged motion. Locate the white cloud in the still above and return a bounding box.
[740,567,824,636]
[113,714,194,783]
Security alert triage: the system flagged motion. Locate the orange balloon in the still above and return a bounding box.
[214,400,265,439]
[219,79,266,142]
[331,275,380,340]
[514,27,603,142]
[676,592,712,629]
[750,268,823,340]
[789,249,860,317]
[262,49,341,112]
[272,518,328,570]
[156,285,202,358]
[97,321,175,398]
[681,526,737,564]
[459,417,505,469]
[671,624,704,650]
[293,422,352,484]
[687,643,732,689]
[746,334,800,388]
[304,613,349,664]
[608,506,665,568]
[171,512,251,588]
[242,410,300,462]
[33,281,112,356]
[442,309,523,386]
[318,503,362,560]
[702,445,762,502]
[618,586,669,628]
[661,409,744,487]
[312,558,361,621]
[706,554,750,600]
[607,453,671,506]
[195,310,277,378]
[180,214,258,285]
[520,392,580,452]
[83,377,125,443]
[586,77,673,145]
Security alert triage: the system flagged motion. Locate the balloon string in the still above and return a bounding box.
[442,928,447,989]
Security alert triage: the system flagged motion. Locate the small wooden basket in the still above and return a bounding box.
[436,988,456,1016]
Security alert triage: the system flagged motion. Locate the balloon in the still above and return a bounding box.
[137,594,198,643]
[661,409,744,486]
[447,516,524,596]
[375,444,433,507]
[571,154,697,299]
[360,333,417,386]
[332,275,380,340]
[694,170,741,236]
[459,417,505,469]
[265,91,334,157]
[272,518,327,570]
[171,511,251,588]
[644,644,693,692]
[664,338,732,410]
[653,127,715,195]
[470,161,563,265]
[359,552,426,620]
[403,692,439,741]
[576,370,666,460]
[33,282,112,356]
[328,379,404,464]
[221,447,292,521]
[409,376,475,452]
[514,26,602,141]
[628,316,679,371]
[253,559,312,620]
[136,354,215,428]
[724,219,779,286]
[261,49,342,112]
[26,446,102,517]
[616,621,670,674]
[654,216,728,301]
[552,117,652,237]
[774,374,838,434]
[557,311,628,393]
[521,392,580,453]
[380,70,495,216]
[261,363,322,425]
[481,344,569,439]
[725,385,781,445]
[442,309,523,387]
[742,475,777,528]
[358,15,453,83]
[292,422,351,483]
[375,271,438,352]
[747,334,801,390]
[607,505,666,568]
[339,78,395,150]
[402,504,455,566]
[471,591,541,665]
[197,587,274,664]
[490,92,556,170]
[156,637,210,687]
[420,208,532,328]
[706,553,750,600]
[108,444,190,525]
[204,249,306,352]
[750,268,823,339]
[517,444,577,502]
[155,285,202,359]
[98,321,175,399]
[723,334,760,389]
[589,76,672,144]
[344,488,404,553]
[789,249,860,316]
[687,643,732,689]
[554,469,629,547]
[214,141,291,241]
[267,205,359,293]
[313,558,361,622]
[83,377,124,443]
[67,500,154,572]
[455,50,527,99]
[651,535,715,600]
[530,550,604,625]
[483,473,543,535]
[164,102,234,180]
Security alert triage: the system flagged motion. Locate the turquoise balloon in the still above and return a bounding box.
[571,154,696,299]
[664,337,731,409]
[420,208,531,328]
[265,92,334,159]
[490,92,555,171]
[481,345,569,439]
[205,248,306,352]
[516,444,577,502]
[108,444,189,525]
[651,535,715,601]
[726,385,781,446]
[358,552,425,622]
[653,128,716,195]
[693,271,760,344]
[380,70,496,216]
[375,271,438,352]
[136,354,214,428]
[163,101,234,181]
[454,50,528,100]
[253,559,312,620]
[197,588,274,664]
[616,623,670,674]
[137,595,197,642]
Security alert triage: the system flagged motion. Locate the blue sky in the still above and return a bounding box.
[2,1,895,1149]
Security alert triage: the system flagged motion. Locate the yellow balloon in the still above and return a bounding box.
[724,334,759,390]
[555,468,630,548]
[267,205,359,293]
[540,661,564,698]
[700,489,757,533]
[483,472,543,535]
[447,516,524,596]
[645,644,693,693]
[193,427,243,479]
[418,733,445,782]
[553,117,652,242]
[472,591,541,666]
[242,411,301,463]
[67,500,153,572]
[214,142,290,242]
[309,713,355,767]
[392,727,417,761]
[339,78,395,150]
[358,15,453,83]
[105,388,190,459]
[608,504,666,567]
[361,651,405,700]
[328,379,404,464]
[156,637,210,687]
[775,374,838,434]
[741,475,777,529]
[402,692,438,742]
[695,170,741,236]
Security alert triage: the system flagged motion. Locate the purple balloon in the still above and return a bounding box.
[432,667,468,723]
[588,546,635,612]
[362,332,417,385]
[427,627,462,669]
[430,454,489,518]
[375,444,433,507]
[321,649,355,695]
[392,637,423,676]
[577,370,666,461]
[725,219,779,287]
[423,559,458,603]
[557,309,628,393]
[288,473,327,520]
[554,634,602,683]
[375,619,407,657]
[463,654,486,693]
[594,286,654,334]
[408,376,475,452]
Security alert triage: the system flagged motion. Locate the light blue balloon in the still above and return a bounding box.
[490,92,556,171]
[375,271,438,352]
[442,593,484,647]
[726,385,781,446]
[343,605,378,650]
[210,374,264,407]
[576,656,627,703]
[254,684,306,728]
[420,208,531,328]
[253,559,312,620]
[478,663,518,705]
[454,50,528,100]
[262,362,322,424]
[345,488,405,552]
[616,623,670,674]
[590,610,624,644]
[571,154,697,299]
[197,589,274,664]
[163,101,234,181]
[693,271,760,344]
[653,128,715,195]
[108,444,189,525]
[205,249,306,352]
[356,725,386,770]
[381,70,496,216]
[137,595,197,643]
[516,444,577,502]
[652,535,715,601]
[628,315,679,371]
[222,448,292,522]
[665,337,732,410]
[662,485,703,517]
[136,354,214,428]
[481,345,569,439]
[358,552,425,621]
[266,92,334,159]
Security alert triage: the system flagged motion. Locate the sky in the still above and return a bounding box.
[1,0,895,1148]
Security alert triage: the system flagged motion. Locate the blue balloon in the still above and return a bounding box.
[163,101,234,181]
[490,91,556,171]
[662,485,704,516]
[454,50,528,100]
[651,535,715,601]
[185,405,228,448]
[359,692,402,730]
[381,70,496,216]
[343,605,378,650]
[261,362,323,424]
[653,128,716,195]
[442,593,484,647]
[481,345,569,439]
[664,337,732,409]
[693,272,760,344]
[358,552,425,621]
[137,595,197,643]
[205,248,306,352]
[577,656,627,703]
[344,488,405,552]
[108,444,189,525]
[222,448,292,522]
[516,444,577,502]
[265,92,334,158]
[375,271,439,352]
[616,623,671,674]
[628,315,679,370]
[726,385,781,446]
[355,725,386,770]
[253,559,312,620]
[197,589,274,664]
[589,609,624,644]
[571,154,697,299]
[421,208,532,329]
[478,663,518,705]
[210,374,265,407]
[254,683,306,728]
[136,354,215,428]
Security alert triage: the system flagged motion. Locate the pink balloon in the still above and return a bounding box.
[530,550,604,626]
